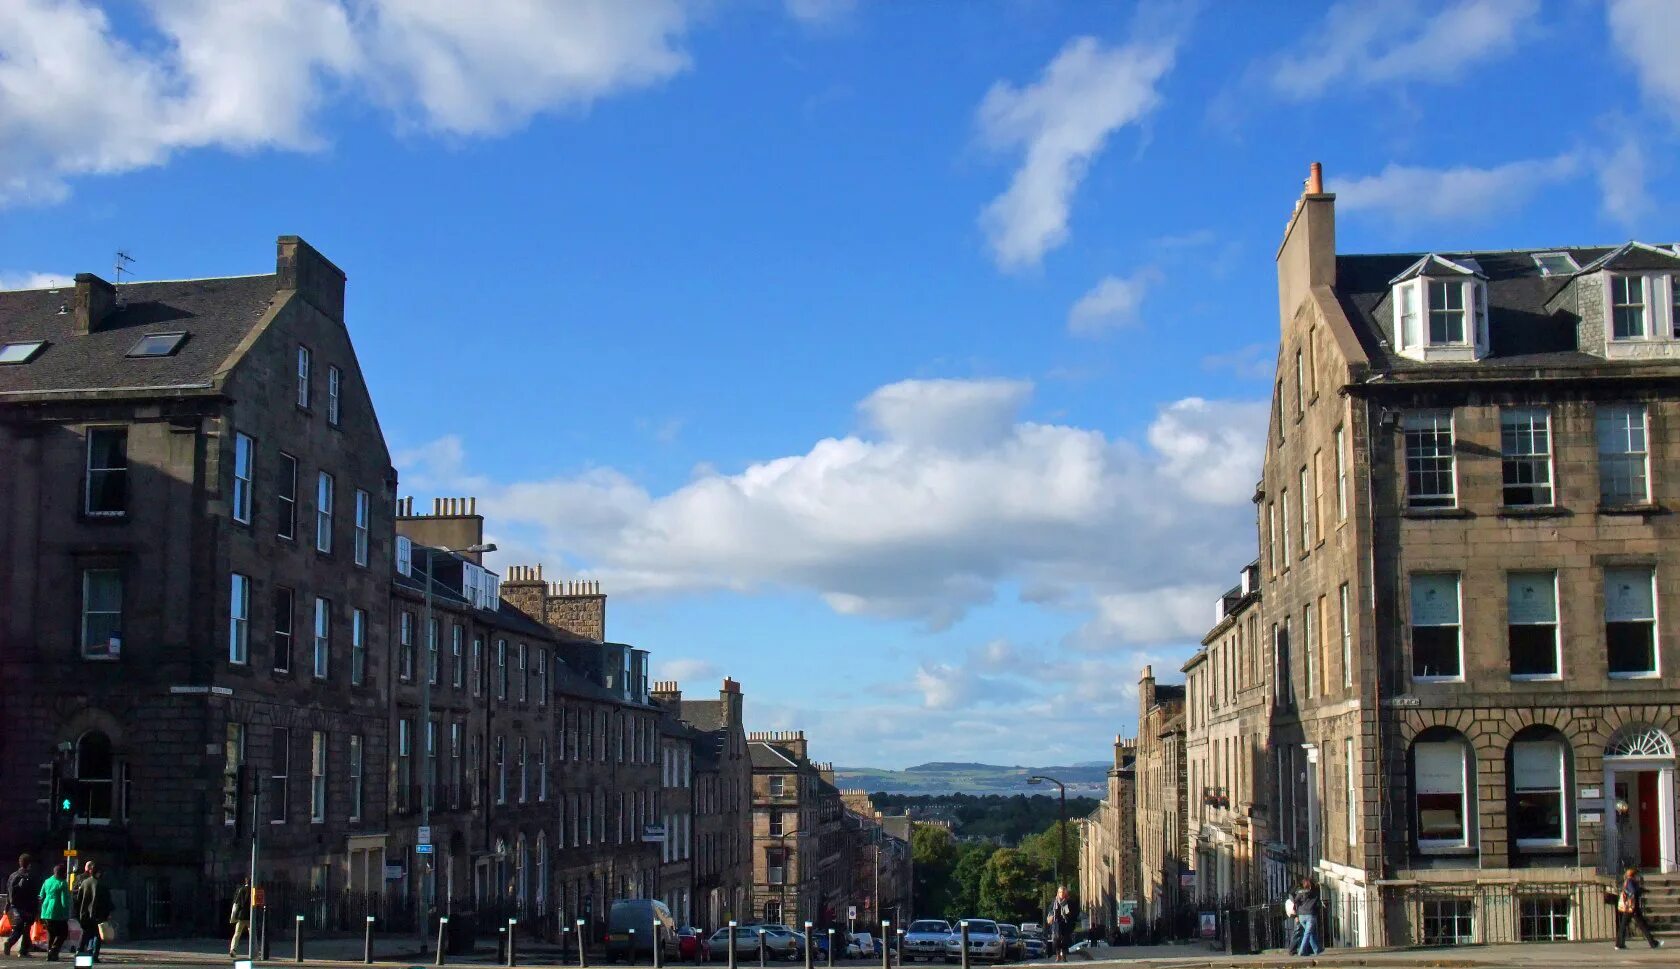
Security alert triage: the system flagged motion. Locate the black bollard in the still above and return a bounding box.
[364,915,375,964]
[825,930,834,969]
[654,917,663,969]
[895,931,905,965]
[958,922,969,969]
[259,907,270,962]
[507,919,519,968]
[578,920,590,969]
[293,914,305,963]
[757,929,766,968]
[436,916,450,967]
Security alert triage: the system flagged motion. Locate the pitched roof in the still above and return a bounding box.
[679,699,727,732]
[751,742,798,769]
[1332,243,1678,372]
[0,276,279,398]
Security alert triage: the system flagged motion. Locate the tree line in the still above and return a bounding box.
[871,793,1099,845]
[911,820,1082,924]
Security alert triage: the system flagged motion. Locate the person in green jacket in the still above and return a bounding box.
[37,865,70,962]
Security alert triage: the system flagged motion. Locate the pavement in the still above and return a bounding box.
[42,939,1679,969]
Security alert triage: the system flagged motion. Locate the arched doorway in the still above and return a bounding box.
[1604,726,1676,872]
[76,731,116,824]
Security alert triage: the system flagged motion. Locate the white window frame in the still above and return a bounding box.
[351,608,366,686]
[1512,739,1568,849]
[1340,583,1353,689]
[538,737,548,802]
[327,365,342,426]
[233,432,254,524]
[1610,273,1650,341]
[1507,571,1561,681]
[296,346,311,408]
[496,736,508,805]
[1500,407,1553,507]
[315,472,334,552]
[270,727,290,824]
[1409,572,1463,682]
[348,734,363,822]
[1403,410,1457,509]
[1298,466,1312,553]
[1597,404,1650,507]
[313,596,330,679]
[1302,602,1316,699]
[519,736,529,803]
[1334,424,1347,521]
[1605,566,1660,679]
[353,489,370,567]
[309,730,327,823]
[1414,739,1472,852]
[81,568,122,660]
[452,626,465,689]
[1345,736,1358,848]
[229,572,250,664]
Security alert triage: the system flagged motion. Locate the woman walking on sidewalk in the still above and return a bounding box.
[1616,868,1662,950]
[36,866,70,962]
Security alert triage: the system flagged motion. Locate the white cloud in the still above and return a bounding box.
[654,657,718,685]
[1597,135,1648,227]
[976,35,1177,270]
[1264,0,1539,101]
[1608,0,1680,122]
[1067,268,1160,336]
[1332,154,1582,226]
[0,0,692,204]
[0,271,74,291]
[399,377,1266,644]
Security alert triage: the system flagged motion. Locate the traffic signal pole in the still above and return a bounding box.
[250,777,261,961]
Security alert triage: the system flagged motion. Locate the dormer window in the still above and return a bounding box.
[1611,275,1647,339]
[1579,244,1680,357]
[1391,255,1488,362]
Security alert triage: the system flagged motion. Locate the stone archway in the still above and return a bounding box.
[1604,726,1677,873]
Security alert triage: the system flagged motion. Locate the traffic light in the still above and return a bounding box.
[38,761,60,827]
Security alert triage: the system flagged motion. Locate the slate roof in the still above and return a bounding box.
[679,699,727,732]
[1332,244,1680,372]
[751,742,799,770]
[0,276,279,397]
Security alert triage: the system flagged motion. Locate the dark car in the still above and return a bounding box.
[606,899,680,962]
[997,925,1023,961]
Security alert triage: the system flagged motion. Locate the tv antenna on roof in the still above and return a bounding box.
[114,250,135,308]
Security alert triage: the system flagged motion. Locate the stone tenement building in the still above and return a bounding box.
[1148,166,1680,948]
[748,731,859,928]
[839,790,912,928]
[673,679,754,927]
[1132,668,1185,933]
[0,240,757,942]
[1076,735,1137,937]
[0,239,397,923]
[1182,562,1280,909]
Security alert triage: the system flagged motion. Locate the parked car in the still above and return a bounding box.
[996,925,1023,961]
[1021,938,1047,960]
[758,928,805,961]
[945,921,1005,964]
[1019,924,1041,940]
[904,921,952,962]
[676,926,709,962]
[707,926,762,960]
[851,932,877,958]
[814,935,864,960]
[606,899,681,963]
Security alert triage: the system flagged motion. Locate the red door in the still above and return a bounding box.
[1639,772,1661,868]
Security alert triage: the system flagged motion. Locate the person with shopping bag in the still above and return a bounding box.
[37,865,70,962]
[1615,868,1662,950]
[228,881,252,957]
[3,855,40,958]
[73,863,111,963]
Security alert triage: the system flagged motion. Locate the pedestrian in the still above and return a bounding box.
[36,866,70,962]
[1048,886,1074,964]
[228,880,252,957]
[1292,878,1322,958]
[3,855,40,958]
[73,863,111,964]
[1615,867,1662,950]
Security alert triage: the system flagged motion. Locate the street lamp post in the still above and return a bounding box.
[420,542,497,948]
[1028,776,1067,889]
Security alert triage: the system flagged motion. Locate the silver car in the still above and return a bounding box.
[904,921,952,962]
[944,920,1005,964]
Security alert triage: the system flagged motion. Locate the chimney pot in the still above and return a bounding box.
[1307,161,1323,196]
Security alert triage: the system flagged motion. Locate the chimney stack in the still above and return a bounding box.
[73,273,117,335]
[276,236,346,321]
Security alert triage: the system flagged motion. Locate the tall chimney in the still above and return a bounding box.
[73,273,117,335]
[1306,161,1323,195]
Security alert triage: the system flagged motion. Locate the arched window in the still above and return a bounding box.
[1606,726,1675,759]
[1508,727,1573,851]
[1410,728,1476,853]
[77,731,117,824]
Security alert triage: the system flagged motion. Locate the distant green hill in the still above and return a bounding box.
[834,761,1109,795]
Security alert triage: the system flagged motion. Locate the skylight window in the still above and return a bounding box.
[126,332,187,358]
[1532,252,1578,277]
[0,340,46,364]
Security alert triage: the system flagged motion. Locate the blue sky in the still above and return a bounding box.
[3,0,1675,767]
